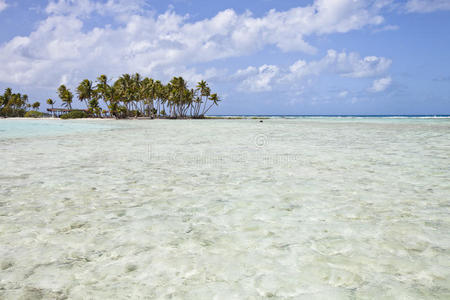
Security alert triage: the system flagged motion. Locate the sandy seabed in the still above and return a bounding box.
[0,118,449,299]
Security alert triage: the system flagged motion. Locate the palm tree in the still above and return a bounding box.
[169,76,190,118]
[22,95,29,110]
[154,80,164,117]
[195,80,210,118]
[53,74,220,119]
[141,77,156,117]
[203,93,220,115]
[76,79,94,108]
[0,88,30,117]
[46,98,55,117]
[58,85,73,109]
[107,86,120,117]
[0,88,11,116]
[88,98,101,117]
[108,101,119,119]
[32,101,40,111]
[114,74,135,116]
[95,74,109,107]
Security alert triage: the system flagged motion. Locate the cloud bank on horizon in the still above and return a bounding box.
[0,0,449,114]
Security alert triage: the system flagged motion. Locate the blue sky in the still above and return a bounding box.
[0,0,449,115]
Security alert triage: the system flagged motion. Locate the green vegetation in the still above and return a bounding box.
[47,99,55,117]
[32,101,41,110]
[57,85,73,109]
[1,74,222,120]
[24,110,44,118]
[0,88,36,117]
[63,73,221,119]
[60,111,88,119]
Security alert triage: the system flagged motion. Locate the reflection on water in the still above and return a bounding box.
[0,118,449,299]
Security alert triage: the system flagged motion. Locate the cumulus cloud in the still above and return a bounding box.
[0,0,7,12]
[0,0,389,88]
[238,65,280,92]
[285,49,392,80]
[369,76,392,92]
[405,0,450,13]
[235,50,392,92]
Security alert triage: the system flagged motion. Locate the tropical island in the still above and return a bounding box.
[0,74,220,119]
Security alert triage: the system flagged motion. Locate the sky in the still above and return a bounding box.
[0,0,449,115]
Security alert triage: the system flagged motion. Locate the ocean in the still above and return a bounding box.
[0,117,449,298]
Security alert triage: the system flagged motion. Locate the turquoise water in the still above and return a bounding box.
[0,117,449,299]
[0,119,118,139]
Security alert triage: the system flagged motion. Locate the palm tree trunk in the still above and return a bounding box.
[201,97,208,115]
[205,103,215,115]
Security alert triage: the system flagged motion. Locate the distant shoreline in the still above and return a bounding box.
[209,114,450,118]
[1,115,449,121]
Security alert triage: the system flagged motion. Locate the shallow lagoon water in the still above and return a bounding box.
[0,118,449,299]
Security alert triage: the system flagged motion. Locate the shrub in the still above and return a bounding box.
[129,110,141,117]
[1,107,26,117]
[24,110,44,118]
[60,110,88,119]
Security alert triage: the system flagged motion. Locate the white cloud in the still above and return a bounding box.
[238,65,280,92]
[338,90,349,98]
[405,0,450,13]
[0,0,389,88]
[45,0,146,17]
[233,66,258,79]
[369,76,392,92]
[234,50,392,93]
[285,49,392,80]
[0,0,7,12]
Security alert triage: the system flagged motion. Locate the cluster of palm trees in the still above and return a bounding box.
[0,88,40,117]
[58,74,221,119]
